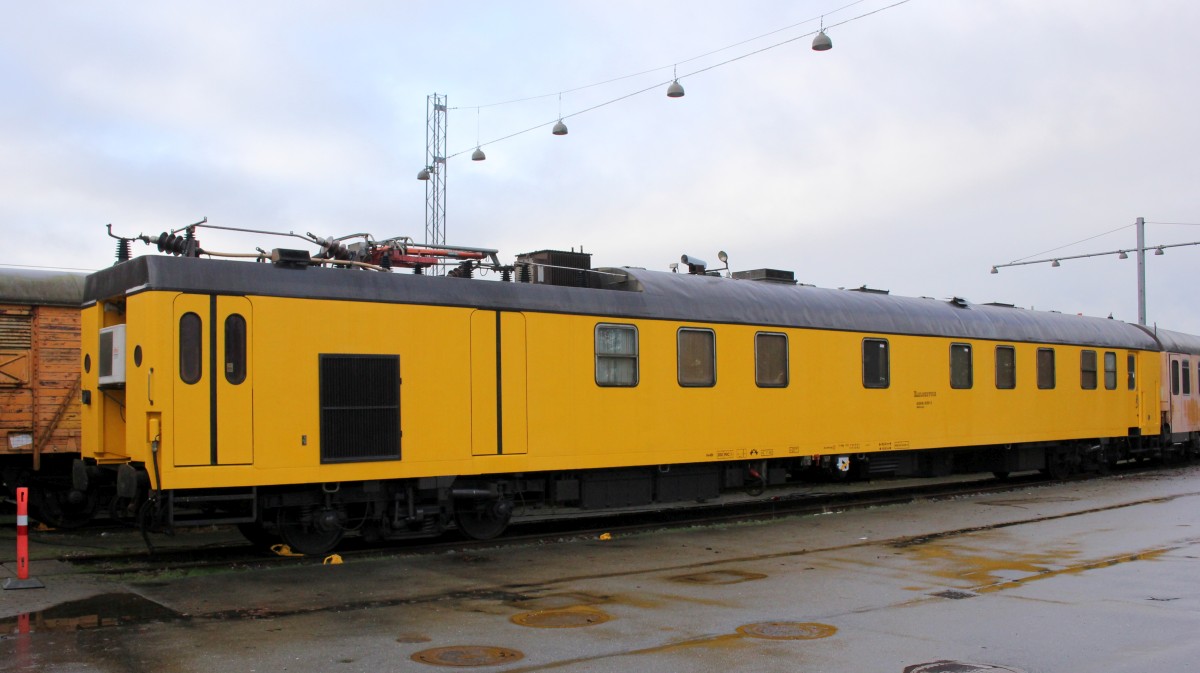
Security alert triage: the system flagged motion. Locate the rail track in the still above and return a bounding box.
[46,470,1068,576]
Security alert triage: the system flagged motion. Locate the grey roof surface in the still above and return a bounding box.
[1141,326,1200,355]
[0,267,88,306]
[85,255,1170,350]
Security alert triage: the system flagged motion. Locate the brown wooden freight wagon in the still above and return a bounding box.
[0,268,89,526]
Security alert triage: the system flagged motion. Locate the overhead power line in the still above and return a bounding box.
[444,0,914,160]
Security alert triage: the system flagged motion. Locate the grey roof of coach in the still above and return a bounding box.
[1143,327,1200,355]
[0,268,87,307]
[85,255,1166,351]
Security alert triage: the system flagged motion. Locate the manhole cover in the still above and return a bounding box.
[511,605,612,628]
[671,569,767,585]
[410,646,524,667]
[736,621,838,640]
[904,662,1027,673]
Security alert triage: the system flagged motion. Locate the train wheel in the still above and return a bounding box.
[277,508,344,556]
[455,499,512,540]
[31,486,98,529]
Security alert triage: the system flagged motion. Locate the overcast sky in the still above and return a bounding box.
[3,1,1199,332]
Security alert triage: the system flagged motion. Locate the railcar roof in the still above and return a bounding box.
[86,255,1167,350]
[1142,327,1200,355]
[0,268,87,306]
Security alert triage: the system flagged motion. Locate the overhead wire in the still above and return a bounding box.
[1006,220,1200,265]
[455,0,876,111]
[445,0,914,161]
[1006,223,1135,264]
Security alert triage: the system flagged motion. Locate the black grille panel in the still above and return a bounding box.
[319,354,400,463]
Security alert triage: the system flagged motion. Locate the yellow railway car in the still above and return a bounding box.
[75,246,1187,554]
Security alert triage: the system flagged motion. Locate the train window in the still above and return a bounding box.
[678,328,716,387]
[1172,360,1180,395]
[1185,360,1192,396]
[1103,352,1117,390]
[995,346,1016,389]
[179,312,202,385]
[225,314,247,385]
[862,338,890,389]
[1080,350,1098,390]
[1127,354,1136,390]
[595,324,638,387]
[1037,348,1055,389]
[950,343,972,389]
[755,332,788,388]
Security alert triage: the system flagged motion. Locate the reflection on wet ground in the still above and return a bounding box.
[0,593,183,637]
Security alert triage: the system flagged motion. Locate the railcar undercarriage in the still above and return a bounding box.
[72,433,1200,556]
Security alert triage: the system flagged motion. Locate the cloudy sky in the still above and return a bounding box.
[4,1,1199,332]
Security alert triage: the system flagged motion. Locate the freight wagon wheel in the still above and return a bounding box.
[31,486,98,529]
[276,508,344,556]
[455,499,512,540]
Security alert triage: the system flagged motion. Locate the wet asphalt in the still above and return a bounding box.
[4,465,1200,672]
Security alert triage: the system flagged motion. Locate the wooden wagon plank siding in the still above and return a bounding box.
[28,306,82,457]
[0,389,34,430]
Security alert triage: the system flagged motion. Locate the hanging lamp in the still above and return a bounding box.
[667,64,685,98]
[812,17,833,51]
[471,108,487,160]
[552,92,569,135]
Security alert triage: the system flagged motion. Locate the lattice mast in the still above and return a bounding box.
[424,94,448,256]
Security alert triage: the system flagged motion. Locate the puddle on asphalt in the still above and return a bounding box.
[1,592,183,636]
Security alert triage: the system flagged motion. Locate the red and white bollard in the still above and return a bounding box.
[4,487,44,590]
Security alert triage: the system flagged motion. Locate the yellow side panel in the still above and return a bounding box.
[500,312,527,455]
[471,311,497,456]
[79,303,101,459]
[173,294,210,467]
[215,296,253,465]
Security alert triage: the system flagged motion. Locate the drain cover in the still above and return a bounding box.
[904,662,1027,673]
[511,606,612,628]
[671,569,767,585]
[736,621,838,640]
[410,646,524,667]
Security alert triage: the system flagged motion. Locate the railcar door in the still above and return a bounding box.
[470,310,528,456]
[172,295,254,466]
[1166,353,1190,438]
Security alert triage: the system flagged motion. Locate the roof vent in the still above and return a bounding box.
[948,297,970,308]
[849,285,889,295]
[731,268,797,284]
[271,248,311,269]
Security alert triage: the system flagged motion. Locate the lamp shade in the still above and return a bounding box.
[552,120,568,136]
[471,147,486,161]
[666,79,685,98]
[812,30,832,51]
